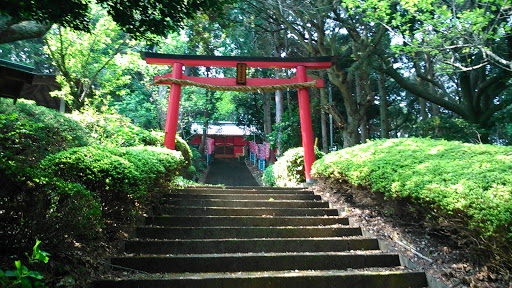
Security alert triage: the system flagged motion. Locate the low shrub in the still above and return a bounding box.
[273,147,324,187]
[0,240,51,288]
[190,146,207,181]
[39,146,184,219]
[68,110,161,147]
[175,135,194,178]
[0,99,90,166]
[39,146,141,219]
[312,138,512,267]
[0,158,102,255]
[262,164,276,187]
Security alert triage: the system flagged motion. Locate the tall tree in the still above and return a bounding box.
[44,6,129,110]
[343,0,512,142]
[1,0,230,43]
[247,0,382,147]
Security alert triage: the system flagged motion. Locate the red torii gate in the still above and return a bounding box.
[142,52,333,182]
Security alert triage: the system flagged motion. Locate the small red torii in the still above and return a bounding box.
[141,52,333,183]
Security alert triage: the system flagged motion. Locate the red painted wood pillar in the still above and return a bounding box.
[296,65,315,182]
[163,62,184,149]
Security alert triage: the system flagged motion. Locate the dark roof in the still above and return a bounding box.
[0,59,67,111]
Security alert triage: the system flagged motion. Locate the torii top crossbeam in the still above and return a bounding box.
[141,52,333,69]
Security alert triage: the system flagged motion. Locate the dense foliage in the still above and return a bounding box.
[312,138,512,266]
[0,98,89,166]
[175,135,195,177]
[40,146,184,218]
[69,109,162,147]
[262,164,276,187]
[1,0,231,43]
[271,147,324,187]
[0,100,191,286]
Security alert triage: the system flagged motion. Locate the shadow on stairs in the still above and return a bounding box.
[93,186,429,287]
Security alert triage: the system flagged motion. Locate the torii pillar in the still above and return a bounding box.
[163,62,183,149]
[142,52,333,182]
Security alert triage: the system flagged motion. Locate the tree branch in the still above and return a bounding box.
[0,20,51,44]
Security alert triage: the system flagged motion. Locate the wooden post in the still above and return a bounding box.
[296,65,315,182]
[163,62,183,149]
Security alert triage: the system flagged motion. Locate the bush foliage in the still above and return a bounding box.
[68,109,162,147]
[0,100,190,278]
[0,99,90,166]
[1,146,185,255]
[272,147,324,187]
[262,164,276,187]
[40,146,184,218]
[312,138,512,265]
[0,99,168,168]
[175,135,195,177]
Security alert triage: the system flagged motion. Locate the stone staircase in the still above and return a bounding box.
[94,186,428,287]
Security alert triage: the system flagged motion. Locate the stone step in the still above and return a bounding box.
[154,206,339,216]
[93,186,429,288]
[165,193,322,200]
[180,188,312,195]
[145,215,349,227]
[110,252,402,273]
[220,186,306,190]
[189,186,307,190]
[94,270,428,288]
[124,237,379,254]
[136,226,362,239]
[163,199,330,208]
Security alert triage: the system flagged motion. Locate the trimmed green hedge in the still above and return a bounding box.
[39,146,184,217]
[175,135,195,178]
[68,110,162,147]
[0,159,102,252]
[272,147,325,187]
[262,164,276,187]
[1,145,185,255]
[0,99,165,167]
[0,98,90,166]
[312,138,512,261]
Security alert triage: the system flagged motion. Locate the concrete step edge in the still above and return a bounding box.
[127,236,376,242]
[114,251,399,258]
[147,215,347,219]
[93,270,428,288]
[96,268,425,279]
[109,253,402,273]
[123,238,381,254]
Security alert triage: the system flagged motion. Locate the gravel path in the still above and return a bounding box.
[204,158,260,186]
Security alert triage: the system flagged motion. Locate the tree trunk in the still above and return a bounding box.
[425,53,440,117]
[275,89,283,155]
[321,107,328,153]
[156,86,167,130]
[355,74,369,142]
[264,92,272,137]
[343,118,360,147]
[327,69,361,148]
[360,115,369,143]
[198,117,208,155]
[419,98,428,120]
[378,72,390,138]
[0,19,51,44]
